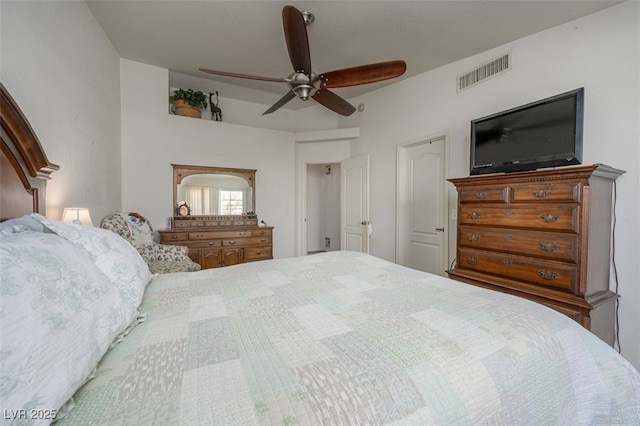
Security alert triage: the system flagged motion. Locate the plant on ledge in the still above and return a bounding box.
[170,88,208,118]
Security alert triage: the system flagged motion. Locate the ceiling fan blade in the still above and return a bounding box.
[200,68,288,83]
[312,89,356,116]
[320,60,407,88]
[283,6,312,74]
[262,91,297,115]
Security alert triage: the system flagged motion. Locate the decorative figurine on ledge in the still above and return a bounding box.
[209,91,222,121]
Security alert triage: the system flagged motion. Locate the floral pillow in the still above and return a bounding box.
[0,228,133,418]
[122,212,154,249]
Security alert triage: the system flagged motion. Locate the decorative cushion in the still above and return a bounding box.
[31,214,152,321]
[149,260,201,274]
[100,213,132,240]
[120,212,154,249]
[0,228,134,417]
[100,212,201,274]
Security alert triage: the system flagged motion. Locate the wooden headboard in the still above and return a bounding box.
[1,83,59,221]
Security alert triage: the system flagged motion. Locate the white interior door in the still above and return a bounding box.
[397,136,447,274]
[341,155,370,253]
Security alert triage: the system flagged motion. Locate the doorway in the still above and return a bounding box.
[306,163,341,254]
[396,135,448,275]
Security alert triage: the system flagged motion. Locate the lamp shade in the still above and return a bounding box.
[61,207,94,226]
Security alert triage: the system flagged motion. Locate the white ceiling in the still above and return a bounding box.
[87,0,623,110]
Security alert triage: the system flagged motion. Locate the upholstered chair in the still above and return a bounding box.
[100,212,201,274]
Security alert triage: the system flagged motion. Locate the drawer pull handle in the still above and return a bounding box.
[466,257,479,265]
[503,234,513,241]
[228,240,236,245]
[534,189,550,198]
[171,235,177,240]
[502,209,513,216]
[539,270,559,280]
[196,233,204,239]
[475,192,486,199]
[468,212,481,220]
[502,259,513,266]
[204,253,215,258]
[540,214,560,223]
[255,251,262,255]
[466,234,481,242]
[208,241,215,246]
[540,242,560,252]
[260,238,267,243]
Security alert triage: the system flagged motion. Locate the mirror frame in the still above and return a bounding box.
[172,164,256,217]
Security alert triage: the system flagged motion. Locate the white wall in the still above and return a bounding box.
[348,1,640,368]
[0,1,121,222]
[120,60,296,257]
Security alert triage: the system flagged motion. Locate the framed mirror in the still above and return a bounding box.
[172,164,255,217]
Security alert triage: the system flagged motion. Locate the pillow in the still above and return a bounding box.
[0,229,133,418]
[122,212,154,248]
[0,214,46,233]
[31,214,152,322]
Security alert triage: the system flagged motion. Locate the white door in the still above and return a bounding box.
[341,155,370,253]
[396,136,447,274]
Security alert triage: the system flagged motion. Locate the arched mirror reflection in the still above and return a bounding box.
[173,164,255,217]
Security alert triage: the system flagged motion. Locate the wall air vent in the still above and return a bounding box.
[457,51,511,93]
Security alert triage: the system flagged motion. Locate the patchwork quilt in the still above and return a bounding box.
[60,251,640,425]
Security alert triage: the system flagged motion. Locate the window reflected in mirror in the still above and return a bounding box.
[173,165,255,217]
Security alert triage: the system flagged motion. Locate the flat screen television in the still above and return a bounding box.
[470,88,584,175]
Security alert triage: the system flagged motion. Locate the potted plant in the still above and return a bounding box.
[170,88,208,118]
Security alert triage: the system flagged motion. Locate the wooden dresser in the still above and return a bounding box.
[447,164,624,345]
[159,216,273,269]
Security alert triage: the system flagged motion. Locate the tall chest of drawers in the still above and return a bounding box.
[447,164,624,345]
[159,218,273,269]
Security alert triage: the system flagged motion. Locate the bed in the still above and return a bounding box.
[2,83,639,425]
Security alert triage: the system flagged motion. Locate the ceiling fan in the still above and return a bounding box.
[200,5,407,116]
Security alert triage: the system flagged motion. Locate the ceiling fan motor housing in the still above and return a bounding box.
[287,72,321,100]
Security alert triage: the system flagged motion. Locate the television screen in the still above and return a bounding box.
[470,88,583,175]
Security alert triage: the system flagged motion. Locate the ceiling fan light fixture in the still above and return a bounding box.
[292,84,316,100]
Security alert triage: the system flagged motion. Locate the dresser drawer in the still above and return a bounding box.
[209,229,254,238]
[458,248,577,293]
[189,231,251,241]
[222,236,271,247]
[458,226,579,262]
[160,232,188,242]
[186,240,222,249]
[252,228,272,237]
[459,205,579,232]
[172,220,191,229]
[459,187,508,204]
[511,183,580,202]
[244,247,272,261]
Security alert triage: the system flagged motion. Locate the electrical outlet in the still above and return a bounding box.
[325,237,331,247]
[451,210,458,220]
